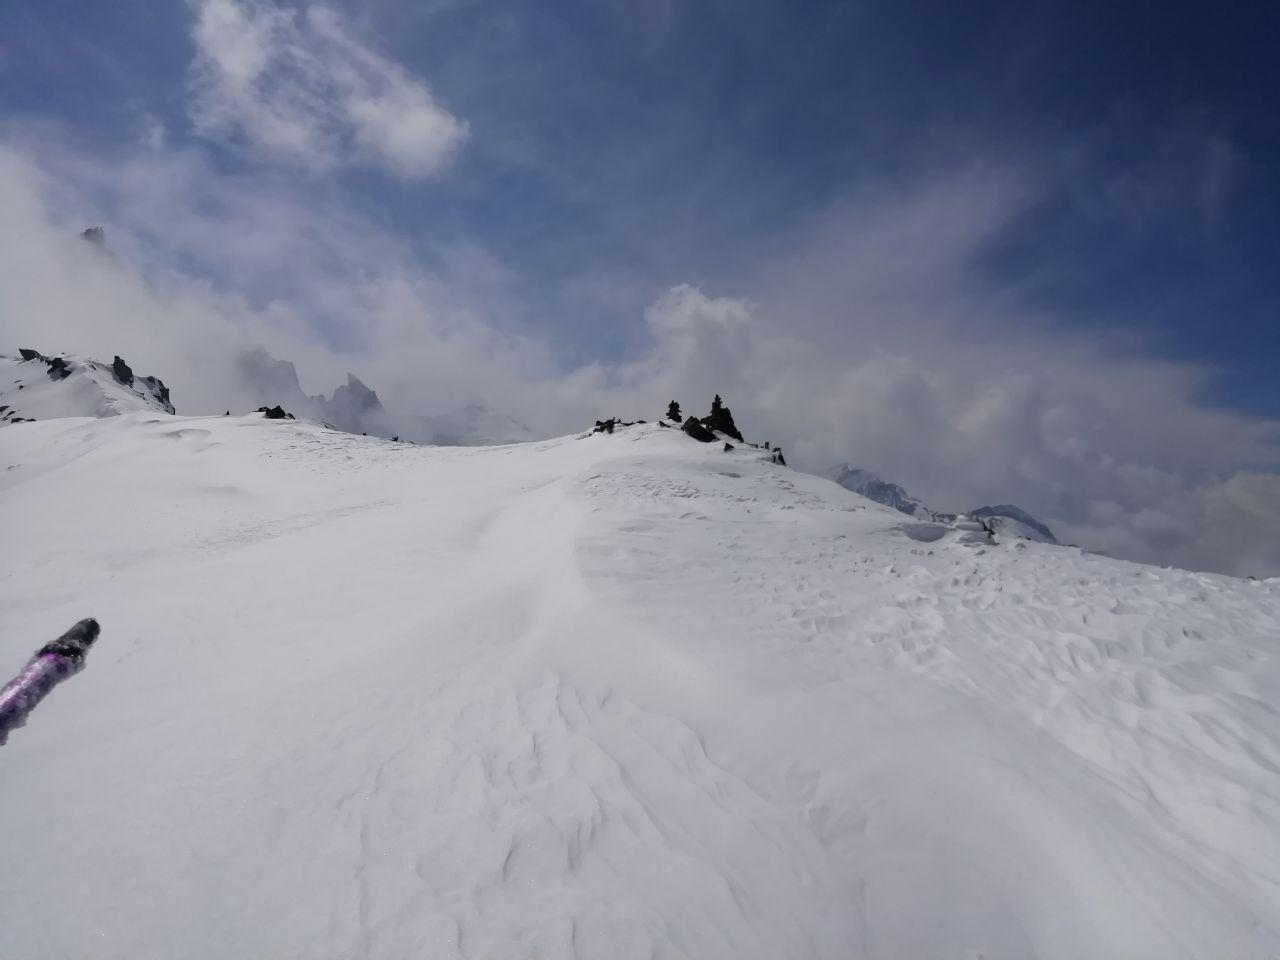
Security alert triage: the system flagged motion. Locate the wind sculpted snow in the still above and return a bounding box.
[1,416,1278,958]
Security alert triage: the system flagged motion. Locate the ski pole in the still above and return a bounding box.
[0,618,100,746]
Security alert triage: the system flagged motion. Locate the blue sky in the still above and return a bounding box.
[4,0,1276,405]
[1,0,1279,574]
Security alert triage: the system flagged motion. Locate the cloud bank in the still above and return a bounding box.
[189,0,467,176]
[2,136,1279,577]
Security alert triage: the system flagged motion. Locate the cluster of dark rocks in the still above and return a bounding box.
[594,394,787,465]
[666,395,745,443]
[256,405,296,420]
[592,417,646,435]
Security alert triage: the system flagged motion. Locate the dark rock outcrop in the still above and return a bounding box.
[19,348,44,362]
[257,405,295,420]
[699,394,743,442]
[46,357,71,381]
[593,418,618,434]
[666,401,683,423]
[136,375,174,414]
[681,418,717,443]
[111,355,134,387]
[322,373,384,434]
[723,442,735,452]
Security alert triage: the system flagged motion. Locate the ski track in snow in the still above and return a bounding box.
[1,414,1279,959]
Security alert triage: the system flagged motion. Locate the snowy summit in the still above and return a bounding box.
[2,396,1279,958]
[1,349,174,423]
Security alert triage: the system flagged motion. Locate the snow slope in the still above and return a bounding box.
[1,414,1279,959]
[0,352,174,424]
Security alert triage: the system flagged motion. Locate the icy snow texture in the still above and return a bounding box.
[1,415,1278,958]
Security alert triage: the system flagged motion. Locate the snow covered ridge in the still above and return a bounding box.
[826,462,1058,543]
[0,349,174,424]
[2,413,1279,957]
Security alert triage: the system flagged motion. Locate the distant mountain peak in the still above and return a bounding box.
[826,464,934,520]
[235,346,533,445]
[825,463,1057,543]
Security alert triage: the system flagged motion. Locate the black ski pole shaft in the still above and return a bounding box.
[0,618,100,746]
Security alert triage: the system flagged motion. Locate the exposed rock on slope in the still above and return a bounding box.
[681,417,717,442]
[699,394,744,442]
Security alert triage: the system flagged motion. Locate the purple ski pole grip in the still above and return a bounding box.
[0,618,100,746]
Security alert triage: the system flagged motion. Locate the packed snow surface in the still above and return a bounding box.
[2,414,1279,959]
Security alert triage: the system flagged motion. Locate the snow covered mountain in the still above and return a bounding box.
[0,349,174,425]
[237,346,533,445]
[2,410,1278,958]
[826,463,937,519]
[971,503,1057,543]
[826,463,1058,543]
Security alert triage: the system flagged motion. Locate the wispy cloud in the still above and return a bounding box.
[188,0,467,176]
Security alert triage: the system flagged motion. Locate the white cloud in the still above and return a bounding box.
[188,0,467,176]
[1,134,1278,578]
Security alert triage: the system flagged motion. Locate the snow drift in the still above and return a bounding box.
[1,412,1278,959]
